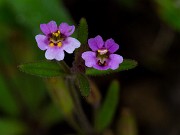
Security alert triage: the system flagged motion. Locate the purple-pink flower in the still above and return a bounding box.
[82,35,123,70]
[35,21,80,61]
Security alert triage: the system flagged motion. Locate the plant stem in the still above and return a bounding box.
[67,78,94,135]
[56,60,94,134]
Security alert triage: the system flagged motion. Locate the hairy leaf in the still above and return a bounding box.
[77,18,88,45]
[18,60,66,77]
[74,18,89,67]
[76,73,90,97]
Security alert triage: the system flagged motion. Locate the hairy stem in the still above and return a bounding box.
[56,60,94,134]
[67,78,94,135]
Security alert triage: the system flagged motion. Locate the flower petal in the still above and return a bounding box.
[108,54,123,70]
[105,38,119,53]
[59,23,75,37]
[55,50,65,61]
[47,21,58,33]
[88,35,104,51]
[62,37,80,54]
[35,34,48,50]
[45,47,58,60]
[82,51,96,67]
[40,24,50,35]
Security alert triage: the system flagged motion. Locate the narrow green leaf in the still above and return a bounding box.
[76,74,90,97]
[95,80,120,132]
[0,119,27,135]
[18,60,66,77]
[77,18,88,45]
[86,59,137,76]
[74,18,88,65]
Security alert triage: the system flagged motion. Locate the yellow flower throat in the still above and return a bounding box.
[49,30,63,47]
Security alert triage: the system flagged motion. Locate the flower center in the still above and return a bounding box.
[97,49,109,66]
[49,30,64,47]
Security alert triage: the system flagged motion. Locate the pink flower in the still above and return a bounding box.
[82,35,123,70]
[35,21,80,61]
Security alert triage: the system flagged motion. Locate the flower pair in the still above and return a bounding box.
[35,21,123,70]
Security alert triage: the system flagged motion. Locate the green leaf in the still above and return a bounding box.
[76,73,90,97]
[18,60,66,77]
[95,80,120,132]
[77,18,88,45]
[0,119,27,135]
[156,0,180,30]
[74,18,88,64]
[86,59,137,76]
